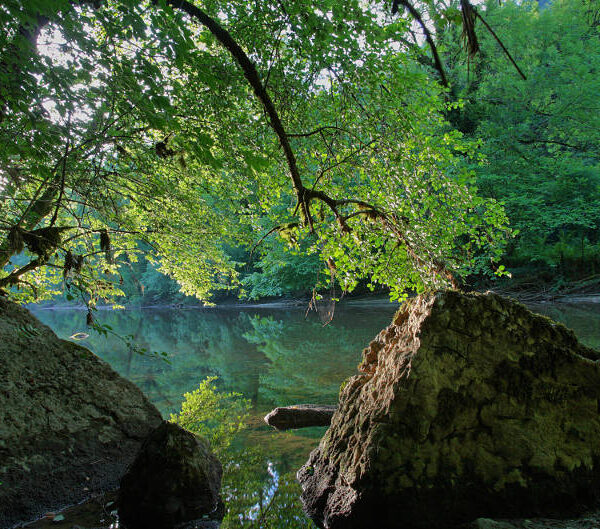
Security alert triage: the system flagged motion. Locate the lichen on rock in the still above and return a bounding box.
[297,291,600,529]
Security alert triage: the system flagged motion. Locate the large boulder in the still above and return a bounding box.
[0,298,162,528]
[297,291,600,529]
[118,421,223,529]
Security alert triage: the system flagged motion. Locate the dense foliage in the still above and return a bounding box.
[0,0,511,309]
[446,0,600,285]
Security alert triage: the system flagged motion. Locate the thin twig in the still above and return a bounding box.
[249,224,296,258]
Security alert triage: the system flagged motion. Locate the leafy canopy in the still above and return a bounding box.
[0,0,509,306]
[445,0,600,278]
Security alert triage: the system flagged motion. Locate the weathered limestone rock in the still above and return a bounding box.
[118,421,223,529]
[0,298,162,528]
[297,291,600,529]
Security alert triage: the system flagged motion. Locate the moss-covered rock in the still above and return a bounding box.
[297,291,600,529]
[0,298,162,527]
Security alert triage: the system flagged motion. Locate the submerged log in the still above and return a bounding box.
[264,404,337,430]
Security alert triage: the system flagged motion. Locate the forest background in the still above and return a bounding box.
[1,0,599,308]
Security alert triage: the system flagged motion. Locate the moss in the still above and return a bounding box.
[474,446,507,484]
[436,388,468,428]
[493,361,534,402]
[339,377,351,396]
[494,468,526,491]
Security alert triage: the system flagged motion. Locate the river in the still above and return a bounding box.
[27,298,600,529]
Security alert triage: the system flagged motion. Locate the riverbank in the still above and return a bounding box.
[480,274,600,304]
[17,491,600,529]
[27,293,401,312]
[27,289,600,318]
[26,271,600,313]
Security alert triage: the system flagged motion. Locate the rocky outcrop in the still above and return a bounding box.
[297,291,600,529]
[0,298,162,528]
[118,421,223,529]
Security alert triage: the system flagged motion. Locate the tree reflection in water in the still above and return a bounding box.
[32,303,397,527]
[29,301,600,527]
[169,372,317,528]
[221,447,315,528]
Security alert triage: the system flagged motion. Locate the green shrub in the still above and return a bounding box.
[169,376,250,454]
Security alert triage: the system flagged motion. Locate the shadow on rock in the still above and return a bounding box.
[118,421,223,529]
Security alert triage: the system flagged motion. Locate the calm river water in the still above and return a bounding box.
[28,299,600,529]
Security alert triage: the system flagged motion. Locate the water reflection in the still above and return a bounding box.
[31,302,398,528]
[32,304,397,415]
[29,300,600,528]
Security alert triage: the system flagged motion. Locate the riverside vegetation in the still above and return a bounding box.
[1,0,600,528]
[1,0,597,308]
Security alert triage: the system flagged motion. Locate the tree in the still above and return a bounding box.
[0,0,509,308]
[444,0,600,282]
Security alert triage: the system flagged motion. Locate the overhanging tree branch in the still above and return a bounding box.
[2,0,463,295]
[392,0,526,83]
[394,0,449,87]
[164,0,314,229]
[162,0,461,287]
[0,256,46,290]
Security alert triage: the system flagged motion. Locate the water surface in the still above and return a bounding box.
[29,299,600,528]
[31,300,398,528]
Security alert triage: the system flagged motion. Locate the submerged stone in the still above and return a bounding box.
[0,298,162,528]
[118,421,223,529]
[297,291,600,529]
